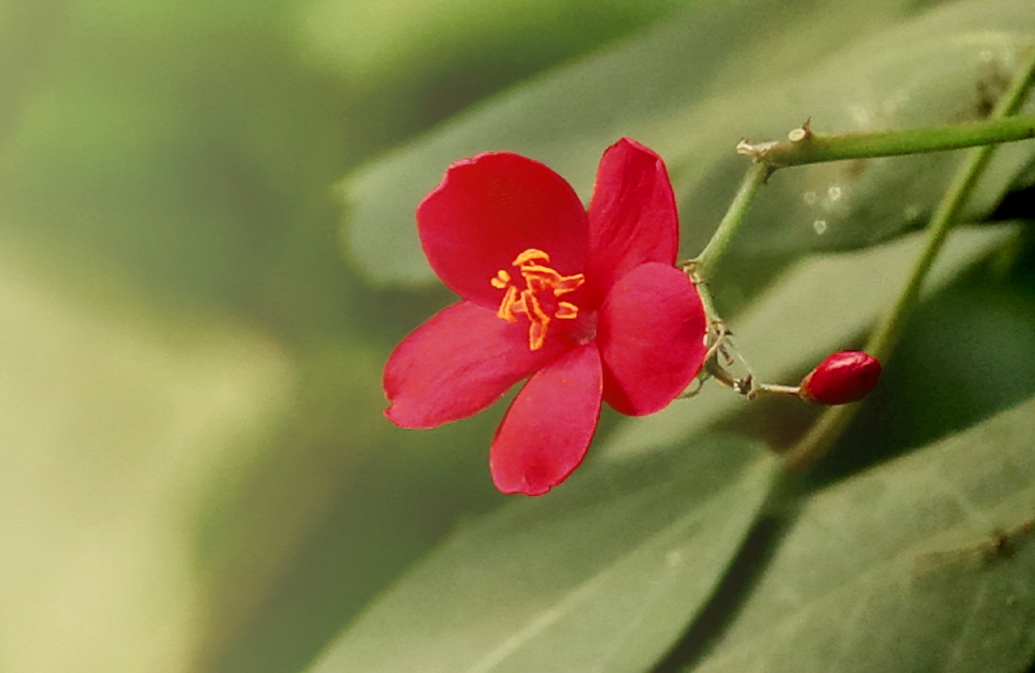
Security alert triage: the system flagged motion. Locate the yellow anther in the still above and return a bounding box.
[514,291,549,351]
[528,321,548,351]
[512,249,551,267]
[552,275,584,296]
[496,286,521,323]
[520,265,584,296]
[555,302,579,320]
[490,270,511,289]
[524,291,550,325]
[519,267,557,293]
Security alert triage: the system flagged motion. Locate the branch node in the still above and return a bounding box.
[736,138,778,161]
[788,117,813,142]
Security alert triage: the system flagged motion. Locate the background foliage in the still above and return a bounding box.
[1,1,1034,672]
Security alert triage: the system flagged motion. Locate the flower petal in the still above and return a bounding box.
[384,301,569,429]
[598,262,708,416]
[586,137,679,304]
[490,343,602,496]
[417,152,589,309]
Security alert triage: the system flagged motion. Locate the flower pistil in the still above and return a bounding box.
[490,248,585,350]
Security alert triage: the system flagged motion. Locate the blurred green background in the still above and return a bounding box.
[3,1,1035,672]
[0,1,692,672]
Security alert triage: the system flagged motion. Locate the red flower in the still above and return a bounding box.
[383,138,709,495]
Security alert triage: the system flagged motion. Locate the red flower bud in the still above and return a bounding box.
[799,351,881,405]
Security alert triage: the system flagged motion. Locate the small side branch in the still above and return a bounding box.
[737,115,1035,169]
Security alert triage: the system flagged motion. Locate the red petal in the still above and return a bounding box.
[417,152,588,309]
[585,138,679,304]
[490,343,602,496]
[598,262,708,416]
[384,301,569,429]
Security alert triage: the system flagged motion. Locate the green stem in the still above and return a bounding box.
[783,47,1035,470]
[739,114,1035,168]
[691,161,770,283]
[690,114,1035,291]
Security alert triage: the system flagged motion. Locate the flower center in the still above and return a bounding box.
[490,248,585,351]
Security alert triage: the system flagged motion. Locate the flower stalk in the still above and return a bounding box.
[689,161,771,284]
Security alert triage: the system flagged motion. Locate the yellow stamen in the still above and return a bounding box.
[552,275,584,296]
[555,302,579,320]
[523,292,551,350]
[528,320,548,351]
[489,247,586,351]
[512,249,551,266]
[490,270,511,289]
[496,286,521,323]
[524,291,550,324]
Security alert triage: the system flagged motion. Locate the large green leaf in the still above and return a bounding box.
[339,0,1035,287]
[684,393,1035,673]
[600,223,1019,462]
[295,0,691,89]
[306,436,778,673]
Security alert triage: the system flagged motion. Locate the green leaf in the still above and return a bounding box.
[339,0,1035,287]
[307,437,778,673]
[295,0,691,89]
[600,223,1019,462]
[684,393,1035,673]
